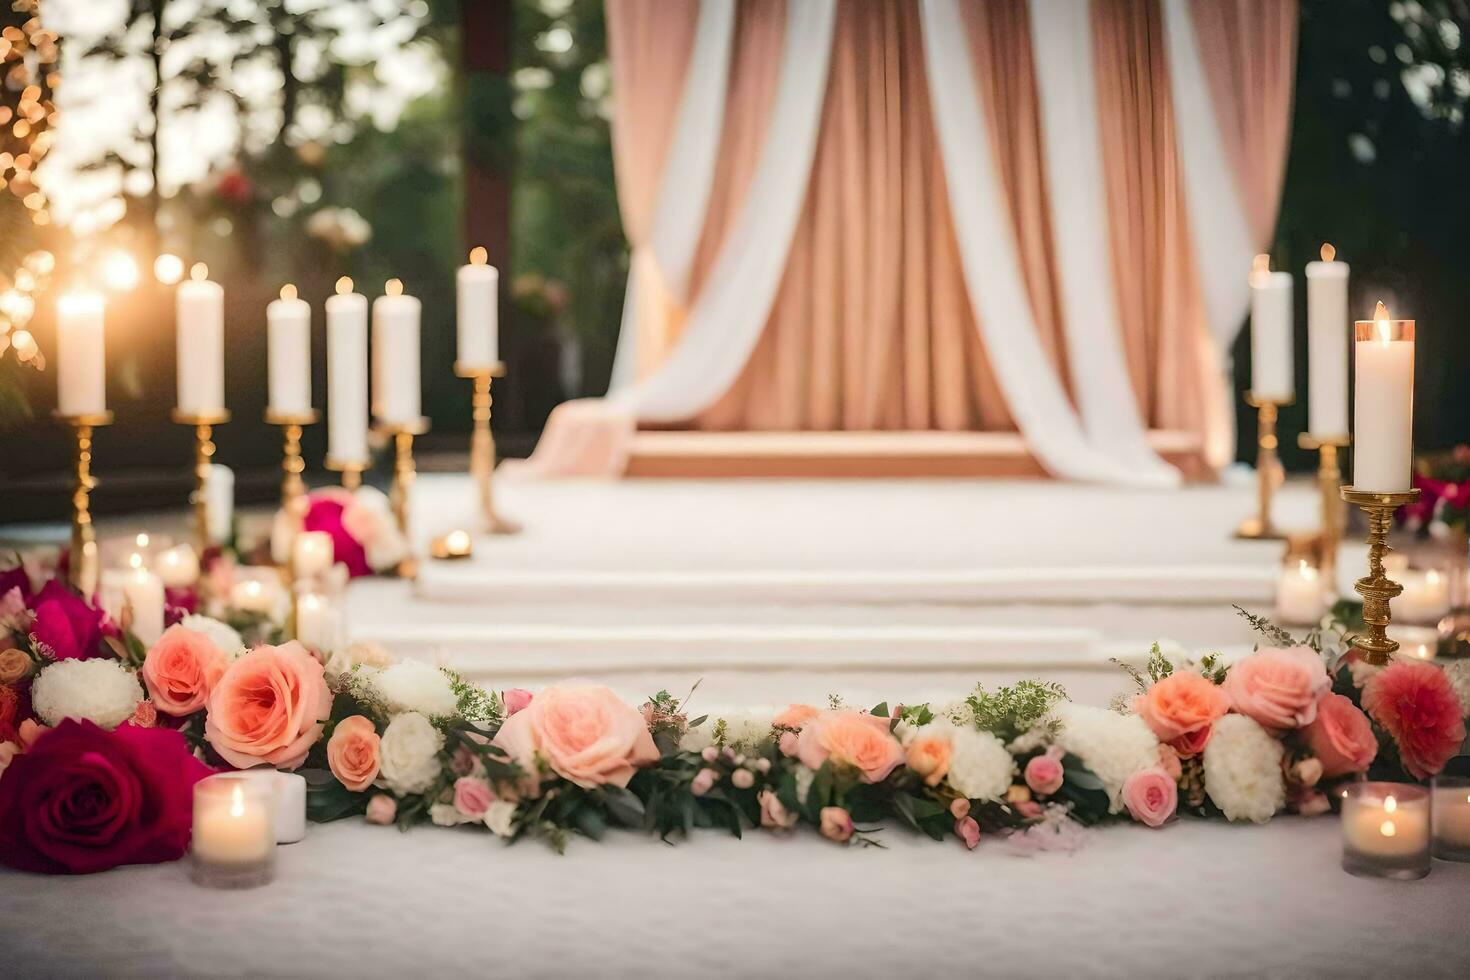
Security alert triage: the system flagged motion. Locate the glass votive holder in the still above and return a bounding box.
[191,773,277,889]
[1341,782,1430,880]
[1432,775,1470,862]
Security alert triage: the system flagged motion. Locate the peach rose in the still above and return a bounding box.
[1221,646,1330,731]
[491,682,659,790]
[820,806,854,843]
[1133,672,1229,756]
[365,794,397,825]
[453,776,495,819]
[0,647,32,685]
[773,703,820,730]
[796,710,905,784]
[327,715,382,792]
[141,624,229,716]
[1024,753,1064,795]
[1122,767,1177,828]
[205,641,332,770]
[906,732,953,787]
[1302,692,1377,778]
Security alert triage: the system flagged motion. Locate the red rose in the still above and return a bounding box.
[1362,661,1467,781]
[0,719,213,874]
[0,566,32,604]
[28,581,105,661]
[303,493,372,577]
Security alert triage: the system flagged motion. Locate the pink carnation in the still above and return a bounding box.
[1361,660,1466,780]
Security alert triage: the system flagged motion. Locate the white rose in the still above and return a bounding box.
[177,614,245,659]
[31,659,143,730]
[484,799,518,838]
[368,660,459,718]
[378,712,445,795]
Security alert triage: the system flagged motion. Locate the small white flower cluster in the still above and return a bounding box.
[177,615,245,659]
[324,641,397,684]
[365,660,460,719]
[1202,714,1285,824]
[934,723,1015,802]
[683,709,777,754]
[378,712,445,795]
[1053,703,1160,813]
[31,659,143,730]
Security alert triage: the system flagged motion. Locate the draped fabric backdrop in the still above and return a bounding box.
[513,0,1298,482]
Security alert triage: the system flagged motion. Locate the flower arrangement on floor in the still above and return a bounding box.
[1402,444,1470,539]
[0,556,1467,875]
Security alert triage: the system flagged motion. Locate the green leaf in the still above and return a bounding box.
[598,785,646,827]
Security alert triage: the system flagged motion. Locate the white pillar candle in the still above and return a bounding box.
[98,569,128,625]
[55,291,106,416]
[1305,243,1349,439]
[372,279,421,426]
[326,277,370,464]
[292,530,334,580]
[176,263,225,415]
[123,557,165,645]
[1392,568,1451,624]
[1248,255,1294,402]
[456,246,498,369]
[205,464,234,544]
[1275,560,1326,626]
[267,284,312,416]
[191,774,275,887]
[230,567,285,617]
[235,769,307,845]
[294,591,340,655]
[152,543,200,589]
[1352,304,1414,492]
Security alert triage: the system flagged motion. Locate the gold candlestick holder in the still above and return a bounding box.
[1299,435,1349,590]
[172,409,230,554]
[1341,486,1421,664]
[56,411,113,596]
[377,417,428,578]
[265,409,319,511]
[455,361,521,535]
[1235,393,1291,540]
[324,455,368,490]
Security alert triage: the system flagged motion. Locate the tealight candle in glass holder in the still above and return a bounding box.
[1432,775,1470,862]
[1341,782,1430,880]
[191,773,276,888]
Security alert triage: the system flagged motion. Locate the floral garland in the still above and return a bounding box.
[1402,444,1470,539]
[0,555,1467,874]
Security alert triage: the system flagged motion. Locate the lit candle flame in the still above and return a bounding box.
[190,262,209,282]
[1249,253,1271,286]
[335,276,353,296]
[1384,795,1397,813]
[1320,242,1336,262]
[128,552,143,570]
[230,783,245,818]
[1426,569,1441,586]
[1380,820,1396,838]
[154,253,184,285]
[280,283,297,301]
[385,278,403,297]
[469,246,488,266]
[1374,301,1392,342]
[136,533,149,548]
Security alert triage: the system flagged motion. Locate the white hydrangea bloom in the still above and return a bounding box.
[378,712,445,795]
[31,659,143,730]
[177,615,245,659]
[1203,713,1286,824]
[937,723,1015,802]
[368,660,459,718]
[1053,703,1160,813]
[715,709,777,752]
[679,721,716,754]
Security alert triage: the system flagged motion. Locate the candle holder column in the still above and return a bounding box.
[323,455,367,490]
[1235,394,1291,540]
[1341,487,1421,664]
[1298,435,1349,588]
[172,409,230,554]
[456,361,520,535]
[379,417,428,579]
[265,409,319,511]
[56,411,112,596]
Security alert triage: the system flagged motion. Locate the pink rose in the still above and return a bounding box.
[955,815,981,850]
[503,688,533,717]
[453,777,495,819]
[1302,693,1377,779]
[365,794,397,825]
[491,683,659,790]
[1222,646,1331,731]
[820,806,854,843]
[758,788,798,830]
[327,715,381,792]
[1122,767,1178,828]
[129,701,157,728]
[141,624,229,716]
[773,703,820,730]
[204,641,332,770]
[1024,754,1064,795]
[1133,672,1230,755]
[796,710,905,784]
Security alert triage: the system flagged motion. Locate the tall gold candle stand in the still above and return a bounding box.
[172,409,230,554]
[1341,487,1421,664]
[1235,393,1291,540]
[1299,435,1349,589]
[56,411,112,596]
[378,417,428,578]
[265,409,319,512]
[455,360,520,535]
[324,455,367,490]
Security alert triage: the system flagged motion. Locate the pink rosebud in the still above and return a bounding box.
[731,768,755,790]
[955,815,981,850]
[1024,754,1064,795]
[949,797,971,820]
[758,788,798,830]
[1122,767,1178,828]
[778,730,799,757]
[503,688,533,717]
[691,768,718,797]
[820,806,854,844]
[701,746,720,764]
[452,776,496,819]
[365,794,397,825]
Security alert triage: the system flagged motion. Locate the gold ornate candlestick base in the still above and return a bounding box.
[1235,394,1291,540]
[265,409,319,511]
[56,411,113,596]
[377,417,428,578]
[172,409,230,554]
[1299,435,1349,591]
[1341,486,1421,664]
[455,361,520,535]
[324,455,368,490]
